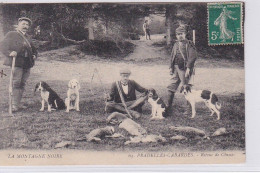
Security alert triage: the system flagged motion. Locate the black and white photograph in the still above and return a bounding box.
[0,2,245,165]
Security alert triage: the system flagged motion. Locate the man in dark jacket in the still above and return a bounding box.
[0,17,38,112]
[166,25,197,116]
[105,68,148,119]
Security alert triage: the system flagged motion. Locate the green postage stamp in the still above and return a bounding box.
[208,2,243,45]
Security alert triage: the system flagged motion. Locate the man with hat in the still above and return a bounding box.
[166,25,197,116]
[105,68,148,119]
[0,17,38,112]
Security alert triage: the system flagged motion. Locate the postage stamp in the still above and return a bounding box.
[208,2,243,45]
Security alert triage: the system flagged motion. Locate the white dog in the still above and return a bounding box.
[180,84,221,120]
[147,88,166,119]
[65,79,80,112]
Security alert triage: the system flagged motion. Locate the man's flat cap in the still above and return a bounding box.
[120,68,131,75]
[18,17,32,26]
[176,25,186,33]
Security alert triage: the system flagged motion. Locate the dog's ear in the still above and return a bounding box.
[42,82,50,90]
[34,83,39,94]
[77,81,81,90]
[180,86,184,93]
[68,80,72,88]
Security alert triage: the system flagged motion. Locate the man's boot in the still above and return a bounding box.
[165,91,175,117]
[18,89,28,109]
[184,101,192,116]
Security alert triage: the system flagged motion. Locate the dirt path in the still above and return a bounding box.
[124,34,168,61]
[0,34,244,95]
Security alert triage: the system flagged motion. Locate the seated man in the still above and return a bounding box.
[105,68,148,119]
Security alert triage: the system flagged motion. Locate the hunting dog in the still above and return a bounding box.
[147,88,166,119]
[65,79,80,112]
[180,84,221,120]
[34,81,66,112]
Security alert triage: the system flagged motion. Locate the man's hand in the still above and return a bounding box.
[9,51,17,57]
[33,55,37,60]
[185,68,190,78]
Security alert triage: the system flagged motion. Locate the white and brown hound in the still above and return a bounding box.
[34,81,66,112]
[180,84,221,120]
[147,88,166,119]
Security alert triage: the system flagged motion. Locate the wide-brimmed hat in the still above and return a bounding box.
[18,17,32,26]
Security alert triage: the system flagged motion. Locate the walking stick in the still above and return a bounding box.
[9,55,16,115]
[90,68,108,99]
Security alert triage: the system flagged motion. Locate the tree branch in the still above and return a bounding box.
[56,32,86,44]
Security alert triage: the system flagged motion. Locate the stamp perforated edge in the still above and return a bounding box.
[207,1,244,46]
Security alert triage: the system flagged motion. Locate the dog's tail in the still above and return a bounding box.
[215,102,221,110]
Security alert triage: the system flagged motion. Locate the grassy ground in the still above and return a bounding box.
[0,80,245,151]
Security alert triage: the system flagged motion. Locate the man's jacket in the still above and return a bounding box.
[0,30,38,69]
[108,80,147,103]
[170,40,197,73]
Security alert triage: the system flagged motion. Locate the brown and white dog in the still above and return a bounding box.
[65,79,80,112]
[147,88,166,119]
[34,81,66,112]
[180,84,221,120]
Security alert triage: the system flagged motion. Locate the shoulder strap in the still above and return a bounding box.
[116,81,133,119]
[16,31,32,49]
[178,42,186,61]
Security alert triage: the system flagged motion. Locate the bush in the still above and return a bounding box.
[79,40,135,58]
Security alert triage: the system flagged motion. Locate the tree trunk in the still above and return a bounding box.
[0,5,4,40]
[165,6,172,45]
[88,17,94,40]
[104,19,108,35]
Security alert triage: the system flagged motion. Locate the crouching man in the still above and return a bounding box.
[105,68,148,119]
[166,25,197,116]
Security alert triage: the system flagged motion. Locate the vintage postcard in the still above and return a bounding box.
[0,2,245,165]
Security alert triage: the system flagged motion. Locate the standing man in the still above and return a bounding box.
[105,68,148,119]
[166,25,197,116]
[0,17,38,112]
[143,20,151,40]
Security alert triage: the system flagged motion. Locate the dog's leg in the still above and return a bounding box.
[39,99,45,111]
[213,105,221,120]
[158,108,165,119]
[216,111,220,120]
[210,110,215,116]
[210,103,220,120]
[150,106,156,119]
[65,98,70,112]
[76,94,80,111]
[190,101,196,118]
[205,101,214,116]
[47,103,51,112]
